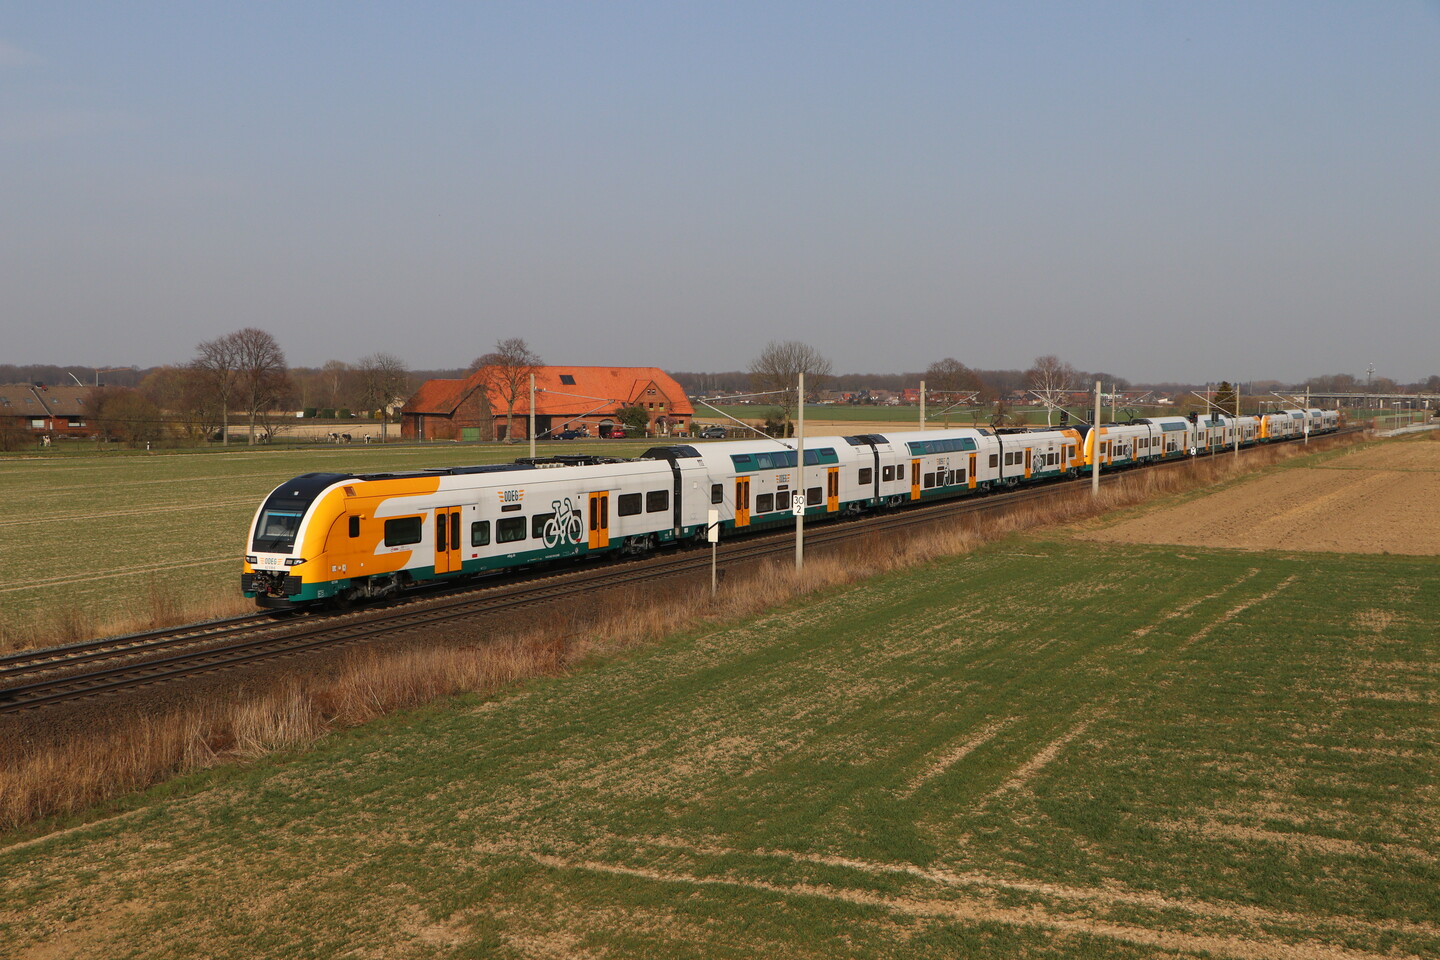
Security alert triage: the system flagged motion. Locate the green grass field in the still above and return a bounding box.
[0,440,660,642]
[3,523,1435,957]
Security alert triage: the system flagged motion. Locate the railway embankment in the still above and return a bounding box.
[0,432,1362,836]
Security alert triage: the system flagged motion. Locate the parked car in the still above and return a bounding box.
[699,426,727,439]
[552,428,588,440]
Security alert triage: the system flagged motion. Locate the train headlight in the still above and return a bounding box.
[284,558,305,566]
[245,555,257,564]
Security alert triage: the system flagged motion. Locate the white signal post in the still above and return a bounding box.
[708,507,720,598]
[795,372,805,573]
[528,374,536,459]
[919,380,926,431]
[1091,379,1102,497]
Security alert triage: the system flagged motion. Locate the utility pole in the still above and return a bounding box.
[1304,386,1310,445]
[795,372,805,573]
[1233,378,1241,458]
[528,374,536,459]
[1091,379,1102,497]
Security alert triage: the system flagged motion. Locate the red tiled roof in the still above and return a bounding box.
[401,378,476,415]
[404,366,693,419]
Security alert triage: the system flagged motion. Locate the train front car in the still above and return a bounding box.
[243,472,355,609]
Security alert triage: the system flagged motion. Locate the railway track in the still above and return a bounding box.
[0,431,1357,715]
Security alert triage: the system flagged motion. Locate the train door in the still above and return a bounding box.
[588,492,610,550]
[434,507,462,574]
[968,452,978,489]
[735,477,751,527]
[826,467,839,512]
[910,459,921,500]
[1023,448,1032,480]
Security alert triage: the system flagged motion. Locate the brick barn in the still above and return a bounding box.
[400,366,694,441]
[0,383,94,443]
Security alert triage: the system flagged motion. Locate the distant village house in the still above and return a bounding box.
[0,383,93,442]
[401,366,694,441]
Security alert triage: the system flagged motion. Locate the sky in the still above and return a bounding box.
[3,2,1438,384]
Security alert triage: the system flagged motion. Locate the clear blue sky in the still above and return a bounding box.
[4,2,1437,383]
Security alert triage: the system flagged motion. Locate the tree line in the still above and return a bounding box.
[59,330,412,447]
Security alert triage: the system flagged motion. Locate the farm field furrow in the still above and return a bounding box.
[1083,436,1440,554]
[2,531,1435,959]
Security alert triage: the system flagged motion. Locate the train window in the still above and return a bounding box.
[496,517,526,543]
[882,465,895,482]
[711,483,723,504]
[348,516,360,538]
[646,490,669,513]
[471,521,491,546]
[808,486,822,505]
[1048,453,1057,465]
[776,490,791,511]
[383,516,423,547]
[755,453,774,470]
[617,493,642,516]
[923,472,936,488]
[957,469,966,483]
[532,513,553,538]
[755,493,775,513]
[858,467,872,485]
[989,454,999,468]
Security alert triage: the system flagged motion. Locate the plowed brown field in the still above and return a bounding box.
[1083,437,1440,555]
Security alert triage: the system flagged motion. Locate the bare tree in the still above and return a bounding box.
[191,334,241,445]
[471,338,542,442]
[923,358,985,425]
[89,386,165,447]
[139,365,216,444]
[320,359,354,411]
[748,340,833,433]
[1025,354,1077,426]
[356,352,410,443]
[231,328,290,445]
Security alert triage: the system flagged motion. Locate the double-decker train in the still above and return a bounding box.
[243,408,1340,610]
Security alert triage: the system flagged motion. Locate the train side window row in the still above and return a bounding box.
[380,510,615,553]
[731,448,840,472]
[858,467,873,484]
[384,517,423,546]
[618,491,672,516]
[923,470,966,489]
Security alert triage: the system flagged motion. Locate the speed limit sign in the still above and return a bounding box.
[791,494,806,516]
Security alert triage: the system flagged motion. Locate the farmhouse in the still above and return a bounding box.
[401,365,694,441]
[0,383,93,442]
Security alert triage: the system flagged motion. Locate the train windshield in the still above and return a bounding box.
[253,509,304,553]
[250,473,351,554]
